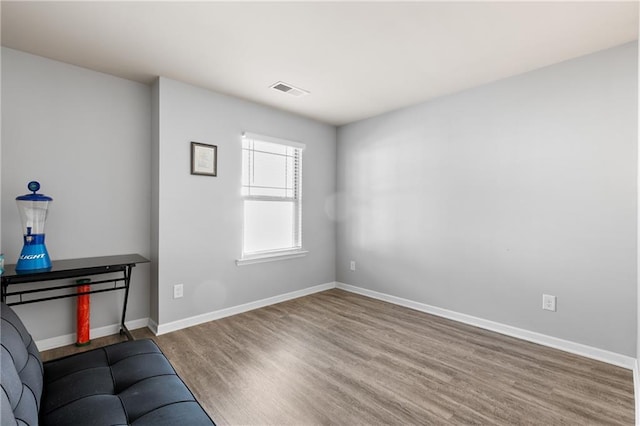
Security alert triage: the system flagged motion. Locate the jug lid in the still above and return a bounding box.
[16,181,53,202]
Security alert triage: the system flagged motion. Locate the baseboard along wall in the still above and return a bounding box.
[35,317,150,352]
[335,282,636,370]
[37,281,636,373]
[154,282,336,335]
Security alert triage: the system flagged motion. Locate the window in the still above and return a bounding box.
[238,132,307,264]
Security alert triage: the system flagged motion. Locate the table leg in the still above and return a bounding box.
[120,265,134,341]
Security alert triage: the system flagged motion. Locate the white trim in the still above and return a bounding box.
[336,282,636,370]
[156,281,335,335]
[236,249,308,266]
[34,283,637,373]
[34,318,150,351]
[242,131,306,150]
[636,8,640,424]
[148,318,159,335]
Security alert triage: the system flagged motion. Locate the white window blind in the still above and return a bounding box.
[241,132,305,258]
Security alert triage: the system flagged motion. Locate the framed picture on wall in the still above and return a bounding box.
[191,142,217,176]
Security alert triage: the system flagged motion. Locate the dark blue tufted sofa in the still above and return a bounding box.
[1,302,215,425]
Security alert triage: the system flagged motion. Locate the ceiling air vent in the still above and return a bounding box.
[270,81,309,97]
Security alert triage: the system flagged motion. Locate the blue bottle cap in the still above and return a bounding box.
[16,181,53,201]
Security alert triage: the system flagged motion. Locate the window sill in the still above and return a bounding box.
[236,249,309,266]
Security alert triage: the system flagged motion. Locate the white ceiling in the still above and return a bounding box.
[1,1,638,126]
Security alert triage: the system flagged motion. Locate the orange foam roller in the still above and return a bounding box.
[76,279,91,346]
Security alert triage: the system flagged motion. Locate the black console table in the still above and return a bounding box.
[1,254,149,341]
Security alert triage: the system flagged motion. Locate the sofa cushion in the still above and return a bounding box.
[1,303,44,426]
[1,301,214,426]
[41,339,215,426]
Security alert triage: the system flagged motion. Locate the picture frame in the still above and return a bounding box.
[191,141,217,176]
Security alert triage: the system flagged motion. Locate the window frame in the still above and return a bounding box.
[237,132,308,266]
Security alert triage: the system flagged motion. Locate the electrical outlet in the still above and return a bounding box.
[542,294,556,312]
[350,261,356,271]
[174,284,184,299]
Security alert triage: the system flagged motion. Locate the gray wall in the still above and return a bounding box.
[0,48,336,337]
[154,77,336,325]
[2,41,636,359]
[337,42,638,356]
[1,48,152,340]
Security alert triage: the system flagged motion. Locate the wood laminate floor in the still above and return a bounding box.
[42,289,634,425]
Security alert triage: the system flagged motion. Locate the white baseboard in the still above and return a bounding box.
[336,282,636,370]
[35,318,150,352]
[155,281,336,335]
[148,318,159,335]
[35,281,637,373]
